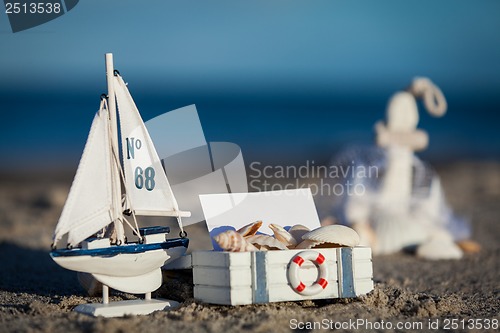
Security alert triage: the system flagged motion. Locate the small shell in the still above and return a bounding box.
[214,230,258,252]
[300,225,360,248]
[269,224,297,248]
[288,224,310,242]
[295,239,320,249]
[237,220,263,237]
[456,240,481,254]
[246,234,288,250]
[417,238,463,260]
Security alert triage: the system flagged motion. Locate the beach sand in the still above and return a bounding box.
[0,162,498,332]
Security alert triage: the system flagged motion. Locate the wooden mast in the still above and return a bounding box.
[105,53,125,244]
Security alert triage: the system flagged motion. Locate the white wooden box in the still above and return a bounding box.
[192,247,373,305]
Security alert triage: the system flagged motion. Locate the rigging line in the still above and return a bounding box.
[103,99,141,238]
[111,137,141,238]
[121,215,141,241]
[177,216,185,237]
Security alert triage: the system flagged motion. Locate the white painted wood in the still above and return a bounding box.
[267,283,340,302]
[53,247,186,277]
[74,299,179,317]
[193,266,253,287]
[192,247,373,305]
[93,269,162,294]
[194,285,252,306]
[192,251,251,267]
[134,210,191,217]
[354,279,374,295]
[102,285,109,304]
[353,261,373,279]
[82,238,111,250]
[105,53,125,244]
[143,234,166,244]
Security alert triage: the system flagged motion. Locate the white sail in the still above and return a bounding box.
[54,101,114,247]
[114,76,189,218]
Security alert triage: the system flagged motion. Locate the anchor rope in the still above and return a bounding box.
[408,77,447,117]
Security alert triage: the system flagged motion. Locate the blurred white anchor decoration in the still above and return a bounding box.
[338,77,473,259]
[50,54,191,317]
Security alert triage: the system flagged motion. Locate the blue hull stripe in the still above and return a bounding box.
[50,238,189,258]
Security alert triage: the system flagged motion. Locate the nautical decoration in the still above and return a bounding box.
[330,77,478,259]
[269,223,298,248]
[288,251,329,296]
[196,191,373,305]
[192,247,373,305]
[212,223,360,252]
[50,54,191,317]
[296,225,361,249]
[236,220,263,237]
[213,230,259,252]
[246,234,288,250]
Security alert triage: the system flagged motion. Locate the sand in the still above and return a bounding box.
[0,162,498,333]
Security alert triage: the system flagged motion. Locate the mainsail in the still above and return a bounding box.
[53,101,114,246]
[114,75,190,218]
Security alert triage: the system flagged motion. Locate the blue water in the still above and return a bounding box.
[1,1,499,171]
[1,83,498,171]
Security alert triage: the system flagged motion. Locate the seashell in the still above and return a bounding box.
[246,234,288,250]
[288,224,310,243]
[417,237,463,260]
[295,239,321,249]
[298,225,361,249]
[237,220,263,237]
[371,209,428,255]
[269,224,297,248]
[214,230,258,252]
[456,240,481,254]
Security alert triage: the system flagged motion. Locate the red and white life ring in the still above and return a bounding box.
[288,250,329,296]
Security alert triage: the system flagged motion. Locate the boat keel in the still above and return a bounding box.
[92,269,162,294]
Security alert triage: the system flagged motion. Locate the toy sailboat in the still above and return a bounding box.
[50,53,191,317]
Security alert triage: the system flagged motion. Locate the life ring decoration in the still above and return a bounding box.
[288,250,329,296]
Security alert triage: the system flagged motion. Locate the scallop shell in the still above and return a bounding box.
[415,229,463,260]
[288,224,310,243]
[298,225,361,248]
[295,239,322,249]
[246,234,288,250]
[456,240,481,254]
[371,209,428,255]
[237,220,263,237]
[214,230,258,252]
[417,238,463,260]
[269,224,297,248]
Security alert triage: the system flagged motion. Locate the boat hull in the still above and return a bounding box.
[50,238,188,278]
[93,269,162,294]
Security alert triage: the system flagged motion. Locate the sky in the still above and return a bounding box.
[0,1,499,171]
